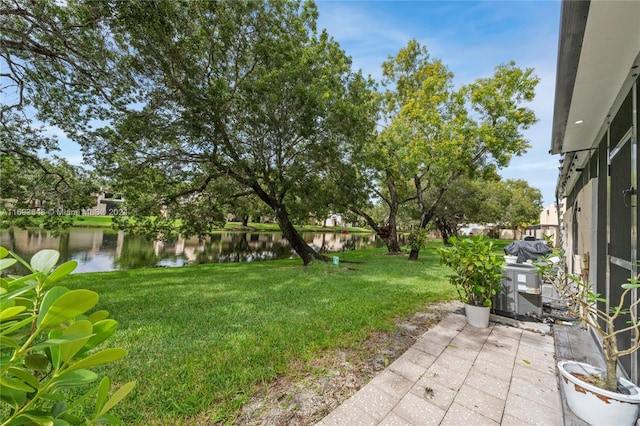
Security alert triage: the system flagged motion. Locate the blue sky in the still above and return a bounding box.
[315,0,562,206]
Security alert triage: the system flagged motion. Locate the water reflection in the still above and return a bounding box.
[0,228,381,273]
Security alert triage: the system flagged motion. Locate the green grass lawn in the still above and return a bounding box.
[70,215,118,227]
[65,245,456,424]
[225,221,373,234]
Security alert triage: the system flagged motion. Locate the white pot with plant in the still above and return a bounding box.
[437,236,503,328]
[536,255,640,425]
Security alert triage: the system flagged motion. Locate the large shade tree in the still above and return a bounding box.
[350,131,415,253]
[352,40,457,253]
[495,179,543,235]
[101,1,377,265]
[431,174,543,244]
[3,0,377,265]
[370,40,539,260]
[431,171,501,245]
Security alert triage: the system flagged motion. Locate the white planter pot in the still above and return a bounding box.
[464,303,490,328]
[558,360,640,426]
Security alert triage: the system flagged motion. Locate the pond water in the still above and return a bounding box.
[0,228,385,273]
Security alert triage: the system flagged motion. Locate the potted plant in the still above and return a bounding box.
[536,255,640,425]
[437,236,503,327]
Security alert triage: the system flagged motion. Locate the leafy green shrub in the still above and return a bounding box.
[0,247,135,425]
[408,229,430,251]
[437,236,503,307]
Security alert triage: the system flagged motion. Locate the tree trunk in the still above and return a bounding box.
[386,215,401,253]
[603,331,618,392]
[384,179,402,253]
[251,183,327,266]
[436,218,451,246]
[353,178,402,253]
[409,170,463,261]
[241,216,249,227]
[408,204,431,260]
[352,208,400,253]
[274,205,327,266]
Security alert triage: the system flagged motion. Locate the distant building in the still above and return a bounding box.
[89,190,126,216]
[323,213,343,227]
[524,203,563,247]
[459,224,487,236]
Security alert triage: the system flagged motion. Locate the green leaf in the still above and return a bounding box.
[50,369,98,391]
[51,400,67,419]
[0,276,38,299]
[66,348,126,373]
[78,319,118,355]
[0,305,27,321]
[25,353,50,371]
[1,373,36,392]
[0,246,8,258]
[30,249,60,274]
[9,250,33,272]
[93,413,121,425]
[0,335,20,350]
[32,332,95,369]
[37,289,99,330]
[47,329,63,370]
[59,413,81,424]
[38,390,65,402]
[13,411,56,425]
[1,317,34,338]
[30,338,78,351]
[59,320,93,364]
[98,381,136,417]
[0,386,27,409]
[622,282,640,289]
[45,261,78,285]
[0,298,16,310]
[37,286,69,328]
[87,310,110,323]
[8,367,40,391]
[0,258,17,270]
[95,377,111,418]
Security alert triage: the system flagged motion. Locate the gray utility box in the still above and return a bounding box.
[493,264,543,316]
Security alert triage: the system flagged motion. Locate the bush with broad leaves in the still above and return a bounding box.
[0,247,135,425]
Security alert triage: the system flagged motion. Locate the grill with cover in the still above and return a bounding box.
[503,240,552,264]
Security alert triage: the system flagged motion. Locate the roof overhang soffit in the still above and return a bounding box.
[551,0,640,156]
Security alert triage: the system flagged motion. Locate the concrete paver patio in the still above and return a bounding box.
[317,313,562,426]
